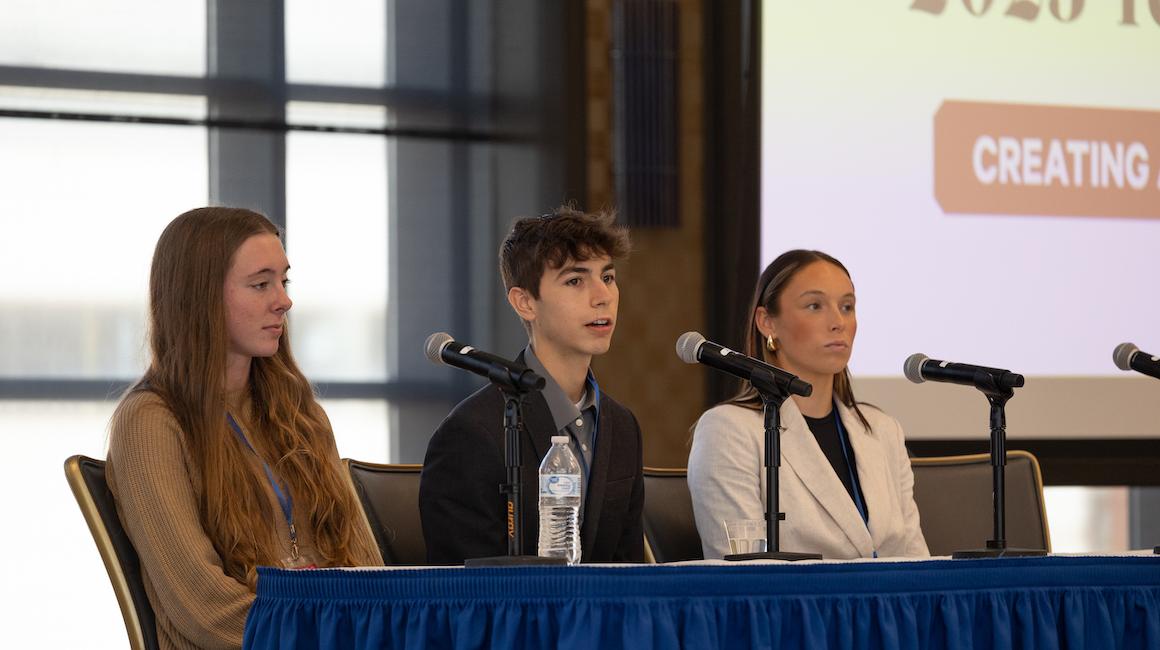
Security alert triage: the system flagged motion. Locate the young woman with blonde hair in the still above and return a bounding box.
[106,207,381,649]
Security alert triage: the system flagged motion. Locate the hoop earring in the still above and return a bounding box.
[765,335,777,352]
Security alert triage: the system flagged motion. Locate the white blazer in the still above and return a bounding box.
[688,399,929,560]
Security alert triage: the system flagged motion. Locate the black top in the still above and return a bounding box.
[803,409,869,522]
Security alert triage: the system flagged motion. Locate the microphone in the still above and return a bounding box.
[904,353,1025,390]
[1113,343,1160,380]
[424,332,546,393]
[676,331,812,397]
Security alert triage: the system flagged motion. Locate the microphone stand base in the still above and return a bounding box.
[465,555,569,567]
[951,547,1047,559]
[724,551,822,562]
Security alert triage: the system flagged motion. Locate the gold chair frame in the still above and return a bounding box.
[65,454,158,650]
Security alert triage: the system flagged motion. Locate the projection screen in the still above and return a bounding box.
[760,1,1160,439]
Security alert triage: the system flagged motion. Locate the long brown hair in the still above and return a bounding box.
[125,206,377,587]
[724,249,873,432]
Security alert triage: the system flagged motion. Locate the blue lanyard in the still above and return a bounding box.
[833,406,869,527]
[226,412,299,560]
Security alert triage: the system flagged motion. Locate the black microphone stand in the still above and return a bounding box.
[724,368,822,561]
[952,374,1047,559]
[465,370,566,567]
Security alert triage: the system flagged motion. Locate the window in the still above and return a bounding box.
[1044,486,1131,553]
[1,1,575,645]
[0,0,205,75]
[0,117,207,379]
[285,129,389,382]
[0,3,514,645]
[285,0,387,86]
[0,400,124,646]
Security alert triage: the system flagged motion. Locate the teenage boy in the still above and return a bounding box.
[419,206,645,564]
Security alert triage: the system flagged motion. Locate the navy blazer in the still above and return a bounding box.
[419,380,645,564]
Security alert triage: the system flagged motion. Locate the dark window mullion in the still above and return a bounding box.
[206,0,287,227]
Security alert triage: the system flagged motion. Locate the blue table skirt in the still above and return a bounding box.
[244,556,1160,650]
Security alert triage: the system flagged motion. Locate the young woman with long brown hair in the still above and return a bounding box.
[687,249,928,560]
[106,207,381,649]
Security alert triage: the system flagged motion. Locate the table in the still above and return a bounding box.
[243,555,1160,649]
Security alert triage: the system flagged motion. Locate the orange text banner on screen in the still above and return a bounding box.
[935,101,1160,219]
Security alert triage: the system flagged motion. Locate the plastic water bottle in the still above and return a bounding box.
[538,435,582,564]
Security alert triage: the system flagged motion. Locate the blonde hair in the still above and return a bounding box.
[127,206,377,587]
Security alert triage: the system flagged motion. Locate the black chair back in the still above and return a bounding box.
[642,467,704,563]
[65,455,159,650]
[911,450,1051,556]
[345,459,427,565]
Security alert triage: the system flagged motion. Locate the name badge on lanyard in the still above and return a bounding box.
[226,413,314,569]
[833,407,877,558]
[833,411,868,524]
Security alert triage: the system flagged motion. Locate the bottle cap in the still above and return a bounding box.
[551,435,569,444]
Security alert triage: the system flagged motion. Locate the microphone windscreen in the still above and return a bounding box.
[424,332,454,365]
[903,353,929,384]
[1113,342,1139,371]
[675,331,706,365]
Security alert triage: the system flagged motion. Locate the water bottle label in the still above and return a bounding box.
[540,474,581,497]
